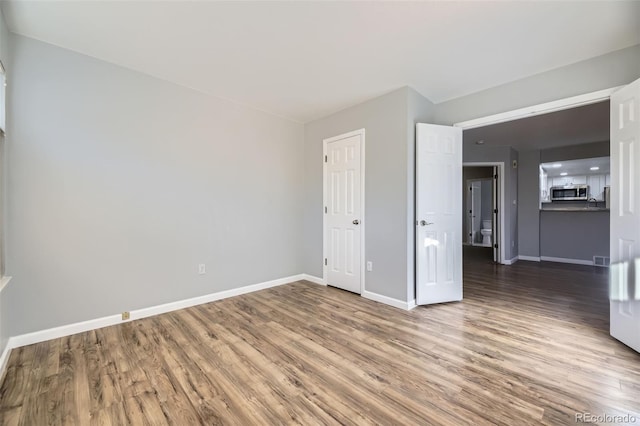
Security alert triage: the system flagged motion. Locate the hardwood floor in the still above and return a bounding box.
[1,248,639,425]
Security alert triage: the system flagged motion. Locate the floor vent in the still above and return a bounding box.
[593,256,610,268]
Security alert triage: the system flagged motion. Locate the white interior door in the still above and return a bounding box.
[416,123,463,305]
[610,78,640,353]
[324,130,363,294]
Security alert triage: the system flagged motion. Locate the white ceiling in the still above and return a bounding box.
[541,157,610,178]
[3,1,640,123]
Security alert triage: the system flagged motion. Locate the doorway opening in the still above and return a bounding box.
[462,163,504,264]
[467,177,493,246]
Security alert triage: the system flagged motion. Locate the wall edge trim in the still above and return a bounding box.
[540,256,594,266]
[518,255,541,262]
[362,290,414,310]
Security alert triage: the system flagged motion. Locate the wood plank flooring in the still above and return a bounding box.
[1,246,639,425]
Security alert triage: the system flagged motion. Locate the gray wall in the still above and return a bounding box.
[518,141,610,259]
[540,211,609,261]
[303,88,406,300]
[434,44,640,125]
[446,44,638,262]
[508,148,519,261]
[517,150,541,258]
[0,9,9,356]
[2,29,637,341]
[540,140,609,163]
[5,35,305,336]
[462,144,519,261]
[462,167,493,243]
[303,86,434,303]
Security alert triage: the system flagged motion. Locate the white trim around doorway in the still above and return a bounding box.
[455,86,621,268]
[463,162,506,264]
[465,177,494,248]
[453,87,621,130]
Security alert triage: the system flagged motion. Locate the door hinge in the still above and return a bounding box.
[469,187,472,191]
[325,206,327,213]
[494,174,498,179]
[324,155,327,163]
[494,244,498,249]
[324,258,327,266]
[494,209,498,213]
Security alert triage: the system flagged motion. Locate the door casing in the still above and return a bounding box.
[463,162,505,264]
[466,177,494,249]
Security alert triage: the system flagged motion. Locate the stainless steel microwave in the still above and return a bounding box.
[550,185,589,201]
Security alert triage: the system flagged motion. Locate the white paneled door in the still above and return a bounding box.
[610,78,640,353]
[416,123,463,305]
[324,130,363,294]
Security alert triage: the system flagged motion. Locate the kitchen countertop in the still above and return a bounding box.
[540,207,609,212]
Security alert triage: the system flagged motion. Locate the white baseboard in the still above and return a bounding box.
[0,276,11,293]
[518,255,541,262]
[503,256,519,265]
[362,290,415,310]
[301,274,326,285]
[0,342,12,385]
[540,256,594,266]
[9,274,305,350]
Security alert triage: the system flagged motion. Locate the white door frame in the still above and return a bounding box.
[322,129,366,293]
[465,178,479,245]
[466,177,493,247]
[463,162,505,264]
[453,87,621,130]
[455,86,622,266]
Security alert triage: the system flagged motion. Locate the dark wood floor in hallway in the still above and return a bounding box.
[1,247,639,425]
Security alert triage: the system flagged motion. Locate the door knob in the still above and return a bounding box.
[420,220,434,226]
[353,220,359,225]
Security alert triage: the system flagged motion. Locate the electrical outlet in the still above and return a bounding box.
[366,261,373,272]
[122,311,130,321]
[198,264,206,275]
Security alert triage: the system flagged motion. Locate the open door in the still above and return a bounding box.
[610,78,640,353]
[416,123,463,305]
[492,166,499,263]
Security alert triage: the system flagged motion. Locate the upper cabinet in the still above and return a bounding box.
[539,156,610,202]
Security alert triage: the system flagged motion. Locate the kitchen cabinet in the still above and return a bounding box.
[588,175,608,200]
[546,173,611,201]
[551,175,587,187]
